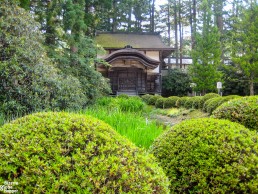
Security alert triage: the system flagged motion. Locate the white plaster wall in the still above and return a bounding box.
[146,51,160,61]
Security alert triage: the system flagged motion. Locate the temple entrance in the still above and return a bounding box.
[109,68,146,95]
[118,73,137,91]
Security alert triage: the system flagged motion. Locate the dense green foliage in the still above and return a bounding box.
[189,96,203,109]
[212,96,258,130]
[141,94,152,104]
[203,95,240,114]
[150,118,258,193]
[0,112,170,193]
[96,96,144,112]
[231,3,258,95]
[176,97,190,108]
[164,96,180,108]
[183,96,203,109]
[162,69,191,97]
[155,98,166,109]
[198,93,220,109]
[0,2,86,116]
[189,1,222,94]
[146,95,162,106]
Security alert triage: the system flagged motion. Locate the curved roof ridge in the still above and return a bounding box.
[103,48,160,69]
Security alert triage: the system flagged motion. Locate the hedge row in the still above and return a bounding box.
[141,93,243,115]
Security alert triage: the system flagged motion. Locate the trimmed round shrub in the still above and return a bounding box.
[148,95,162,105]
[199,93,220,109]
[212,96,258,130]
[155,97,166,108]
[0,112,170,193]
[141,94,152,104]
[204,95,240,114]
[150,118,258,193]
[176,97,190,107]
[203,96,223,113]
[191,96,203,109]
[184,97,199,109]
[164,96,180,108]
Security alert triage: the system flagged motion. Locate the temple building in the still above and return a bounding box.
[95,32,174,95]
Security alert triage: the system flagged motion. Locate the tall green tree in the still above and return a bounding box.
[189,0,222,94]
[0,1,86,115]
[231,3,258,95]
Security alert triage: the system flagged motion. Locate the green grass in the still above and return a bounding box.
[81,106,165,149]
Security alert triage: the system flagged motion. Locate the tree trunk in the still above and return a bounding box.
[174,1,179,68]
[179,0,183,69]
[250,72,254,95]
[112,0,117,32]
[151,0,155,32]
[192,0,197,49]
[168,4,172,69]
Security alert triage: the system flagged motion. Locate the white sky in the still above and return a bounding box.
[156,0,167,5]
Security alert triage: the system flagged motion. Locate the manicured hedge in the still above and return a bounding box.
[212,96,258,130]
[164,96,180,108]
[184,96,203,109]
[191,96,203,109]
[155,98,166,108]
[199,93,220,109]
[148,95,162,105]
[204,95,240,114]
[141,94,152,104]
[150,118,258,193]
[176,97,190,108]
[0,112,170,193]
[203,96,223,113]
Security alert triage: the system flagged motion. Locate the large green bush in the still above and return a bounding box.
[203,96,223,113]
[0,2,87,116]
[164,96,180,108]
[204,95,240,114]
[148,95,162,105]
[191,96,203,109]
[176,97,190,107]
[150,118,258,193]
[212,96,258,130]
[141,94,152,104]
[155,98,166,108]
[199,93,220,109]
[0,112,169,193]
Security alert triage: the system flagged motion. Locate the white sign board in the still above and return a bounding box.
[217,82,222,89]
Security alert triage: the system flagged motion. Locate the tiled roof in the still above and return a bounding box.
[95,32,172,49]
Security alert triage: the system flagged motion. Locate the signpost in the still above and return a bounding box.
[190,83,197,96]
[217,82,222,96]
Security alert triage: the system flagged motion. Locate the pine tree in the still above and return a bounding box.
[189,0,222,94]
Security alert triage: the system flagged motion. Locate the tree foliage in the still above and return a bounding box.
[0,1,87,116]
[231,3,258,95]
[162,69,191,97]
[189,0,222,94]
